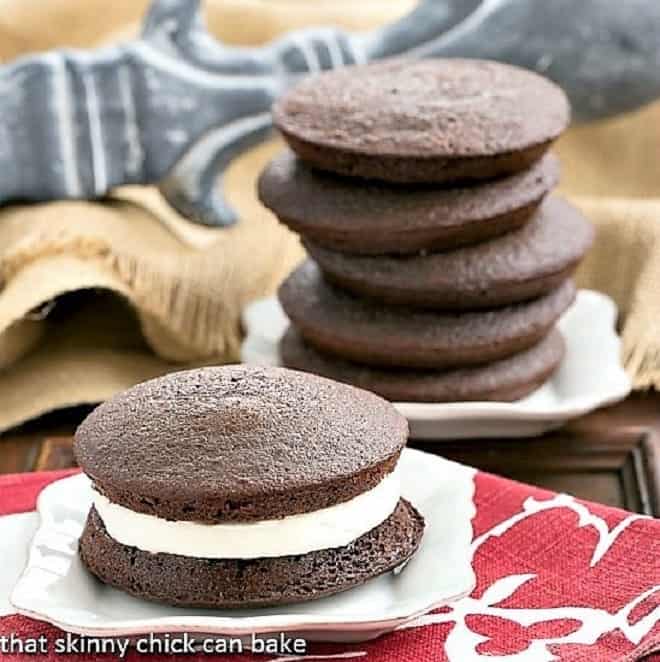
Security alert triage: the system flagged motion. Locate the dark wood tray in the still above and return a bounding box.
[2,393,659,516]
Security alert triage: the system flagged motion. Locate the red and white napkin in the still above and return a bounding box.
[1,469,659,661]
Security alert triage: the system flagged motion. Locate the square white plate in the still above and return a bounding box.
[241,290,632,439]
[10,449,476,643]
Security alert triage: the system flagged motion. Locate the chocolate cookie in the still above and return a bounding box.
[80,500,424,609]
[76,366,425,608]
[273,58,570,183]
[259,150,559,255]
[307,196,593,309]
[74,365,407,523]
[278,261,575,369]
[281,327,565,403]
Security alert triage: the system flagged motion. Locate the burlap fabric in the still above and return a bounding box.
[0,0,658,431]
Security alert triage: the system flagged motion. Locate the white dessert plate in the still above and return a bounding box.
[241,290,632,439]
[10,449,476,643]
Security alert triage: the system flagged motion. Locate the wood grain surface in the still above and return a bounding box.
[1,395,659,516]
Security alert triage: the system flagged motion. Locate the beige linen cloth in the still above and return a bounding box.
[0,0,659,432]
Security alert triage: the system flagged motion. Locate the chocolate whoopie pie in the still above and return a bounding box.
[273,58,570,184]
[75,366,424,608]
[306,196,594,309]
[281,327,565,403]
[278,261,575,370]
[258,150,559,255]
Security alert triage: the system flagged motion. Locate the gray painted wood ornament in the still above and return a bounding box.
[0,0,658,227]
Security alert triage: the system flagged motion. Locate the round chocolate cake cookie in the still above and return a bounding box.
[273,58,570,184]
[281,327,565,403]
[278,261,575,369]
[75,365,424,608]
[259,150,559,255]
[306,196,593,309]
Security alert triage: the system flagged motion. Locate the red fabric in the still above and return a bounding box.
[1,469,659,661]
[0,469,78,516]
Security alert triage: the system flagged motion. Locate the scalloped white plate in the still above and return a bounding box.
[241,290,631,439]
[9,449,475,643]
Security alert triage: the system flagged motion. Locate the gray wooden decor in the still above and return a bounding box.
[0,0,658,227]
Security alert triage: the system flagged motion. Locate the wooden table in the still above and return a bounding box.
[2,393,659,516]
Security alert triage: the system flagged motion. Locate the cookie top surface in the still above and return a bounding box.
[307,196,593,304]
[279,261,575,368]
[259,150,559,242]
[273,58,570,161]
[74,365,407,523]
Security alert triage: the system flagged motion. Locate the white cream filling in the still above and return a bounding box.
[92,470,400,559]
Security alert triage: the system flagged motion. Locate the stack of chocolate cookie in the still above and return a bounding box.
[259,59,594,402]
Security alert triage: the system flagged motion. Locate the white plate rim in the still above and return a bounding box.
[10,449,476,638]
[241,289,632,425]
